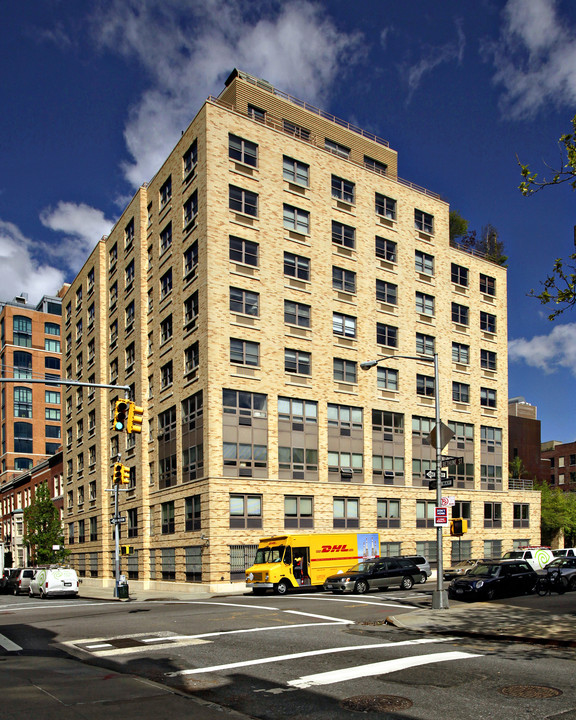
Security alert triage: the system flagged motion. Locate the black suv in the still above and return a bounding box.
[324,557,421,594]
[448,559,537,601]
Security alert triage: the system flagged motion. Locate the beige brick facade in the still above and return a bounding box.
[63,70,539,592]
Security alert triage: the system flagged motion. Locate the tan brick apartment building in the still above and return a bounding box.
[62,70,539,591]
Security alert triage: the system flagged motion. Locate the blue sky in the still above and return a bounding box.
[1,0,576,442]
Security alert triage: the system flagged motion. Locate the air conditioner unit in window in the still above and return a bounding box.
[384,470,395,479]
[340,467,353,480]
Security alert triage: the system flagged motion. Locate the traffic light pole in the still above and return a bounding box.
[113,479,120,597]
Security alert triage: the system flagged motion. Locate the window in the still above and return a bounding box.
[13,351,32,379]
[185,495,201,531]
[125,301,135,328]
[127,508,138,538]
[333,358,357,383]
[45,322,60,336]
[160,269,172,299]
[376,323,398,348]
[416,292,435,316]
[452,342,469,364]
[45,390,60,404]
[183,139,197,177]
[375,193,396,220]
[332,221,355,248]
[230,494,262,529]
[331,175,355,203]
[364,155,387,175]
[185,342,199,375]
[325,138,350,158]
[124,218,134,248]
[159,176,172,209]
[110,282,118,308]
[377,499,400,528]
[14,387,32,418]
[76,319,83,341]
[451,263,469,287]
[285,348,311,375]
[248,104,266,122]
[333,313,356,338]
[229,134,258,167]
[416,375,435,397]
[184,240,199,278]
[453,382,470,403]
[285,252,310,281]
[415,251,434,275]
[513,503,529,528]
[284,496,313,529]
[376,279,397,305]
[109,243,117,271]
[283,156,309,186]
[13,316,32,346]
[484,502,502,529]
[14,422,32,453]
[161,501,175,534]
[452,302,469,325]
[161,361,173,389]
[284,300,310,327]
[184,292,199,328]
[229,185,258,217]
[110,320,118,347]
[183,190,198,227]
[375,236,397,262]
[333,266,356,293]
[377,367,398,391]
[160,222,172,254]
[230,236,258,266]
[46,424,61,439]
[283,204,309,234]
[481,387,497,408]
[160,316,173,346]
[283,119,310,140]
[416,333,435,356]
[416,500,435,528]
[481,349,497,371]
[415,209,434,234]
[480,274,496,296]
[230,287,259,316]
[230,339,259,366]
[333,497,359,528]
[480,311,496,333]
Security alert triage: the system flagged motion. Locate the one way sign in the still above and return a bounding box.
[424,469,447,480]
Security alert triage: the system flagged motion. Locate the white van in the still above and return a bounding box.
[553,548,576,558]
[501,546,554,571]
[28,567,79,599]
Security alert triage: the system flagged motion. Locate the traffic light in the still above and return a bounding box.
[113,399,130,431]
[113,462,130,484]
[120,545,134,555]
[127,403,144,434]
[450,518,468,536]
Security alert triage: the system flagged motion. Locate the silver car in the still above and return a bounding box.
[397,555,431,584]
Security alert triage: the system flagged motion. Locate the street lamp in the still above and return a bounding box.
[361,353,449,610]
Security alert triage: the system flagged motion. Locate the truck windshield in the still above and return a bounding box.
[502,551,522,559]
[253,546,286,564]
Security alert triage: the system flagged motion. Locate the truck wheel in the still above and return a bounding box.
[274,580,290,595]
[354,580,369,594]
[400,576,414,590]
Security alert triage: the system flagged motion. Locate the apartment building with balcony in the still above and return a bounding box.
[62,69,539,591]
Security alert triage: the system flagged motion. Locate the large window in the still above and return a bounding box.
[284,496,313,529]
[14,387,32,418]
[283,204,309,233]
[513,503,529,528]
[14,422,32,453]
[377,499,400,529]
[230,494,262,529]
[333,497,359,528]
[185,495,202,531]
[229,134,258,167]
[229,185,258,217]
[161,502,175,534]
[416,500,435,528]
[484,502,502,529]
[13,351,32,379]
[13,316,31,347]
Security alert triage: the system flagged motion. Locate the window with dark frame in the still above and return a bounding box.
[333,358,357,383]
[416,374,435,397]
[229,134,258,167]
[451,302,469,325]
[333,497,359,528]
[452,342,469,364]
[480,273,496,296]
[376,279,397,305]
[375,236,397,262]
[333,266,356,293]
[481,349,497,370]
[229,185,258,217]
[415,251,434,275]
[415,209,434,234]
[283,156,309,186]
[377,499,400,528]
[230,494,262,529]
[332,221,355,248]
[230,338,259,366]
[284,300,310,327]
[333,312,356,338]
[376,323,398,348]
[230,287,259,316]
[375,193,396,220]
[331,175,355,203]
[285,348,311,375]
[230,236,258,266]
[452,382,470,403]
[285,252,310,280]
[480,311,496,333]
[283,204,310,233]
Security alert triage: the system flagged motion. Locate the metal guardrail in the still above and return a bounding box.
[508,478,534,491]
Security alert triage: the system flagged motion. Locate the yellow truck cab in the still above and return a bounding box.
[245,532,380,595]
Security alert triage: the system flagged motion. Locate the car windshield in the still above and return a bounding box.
[253,545,286,564]
[347,561,377,573]
[467,564,500,577]
[501,551,523,559]
[452,560,475,569]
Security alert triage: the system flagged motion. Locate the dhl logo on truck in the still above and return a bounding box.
[320,544,354,553]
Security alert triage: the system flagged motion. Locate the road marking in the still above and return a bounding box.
[283,610,352,623]
[165,600,278,611]
[288,650,482,688]
[0,601,114,613]
[166,637,455,677]
[145,621,342,642]
[285,595,407,608]
[0,633,22,652]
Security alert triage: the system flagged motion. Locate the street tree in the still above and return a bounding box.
[519,115,576,319]
[23,481,68,565]
[536,481,576,547]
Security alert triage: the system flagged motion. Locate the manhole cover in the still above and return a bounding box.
[499,685,563,699]
[340,694,413,712]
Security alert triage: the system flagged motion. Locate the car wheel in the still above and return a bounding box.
[354,580,369,594]
[13,587,18,596]
[569,576,576,592]
[273,580,290,596]
[400,576,414,591]
[419,573,427,584]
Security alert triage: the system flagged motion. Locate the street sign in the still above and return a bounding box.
[110,516,126,525]
[427,422,455,450]
[429,477,455,490]
[440,455,464,467]
[424,469,448,480]
[434,507,449,527]
[441,495,456,507]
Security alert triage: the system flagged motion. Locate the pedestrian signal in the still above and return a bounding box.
[450,518,468,536]
[127,403,144,434]
[113,399,130,431]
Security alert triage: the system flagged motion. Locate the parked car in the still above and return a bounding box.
[443,559,490,581]
[0,569,12,592]
[6,568,35,596]
[396,555,431,584]
[501,546,554,571]
[29,567,79,599]
[538,557,576,590]
[552,548,576,558]
[324,557,421,594]
[448,560,537,601]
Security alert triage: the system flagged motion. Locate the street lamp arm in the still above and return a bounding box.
[360,354,433,370]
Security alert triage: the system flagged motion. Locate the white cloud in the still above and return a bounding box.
[91,0,362,187]
[40,202,114,273]
[509,323,576,375]
[488,0,576,119]
[0,220,66,304]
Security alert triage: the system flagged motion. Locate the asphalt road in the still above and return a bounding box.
[0,587,575,720]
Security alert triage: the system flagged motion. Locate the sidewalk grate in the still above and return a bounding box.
[499,685,562,699]
[340,694,413,712]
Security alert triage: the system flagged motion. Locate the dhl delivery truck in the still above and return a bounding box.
[245,532,380,595]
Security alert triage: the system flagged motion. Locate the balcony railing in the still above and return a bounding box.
[508,478,534,491]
